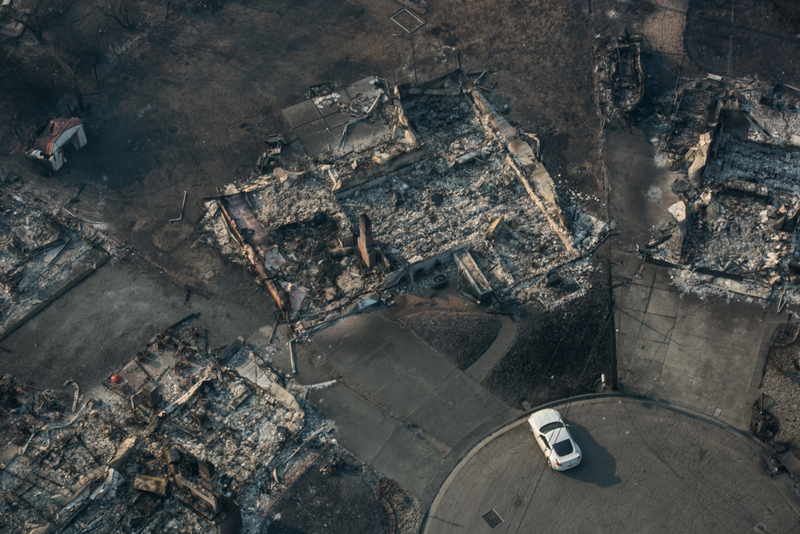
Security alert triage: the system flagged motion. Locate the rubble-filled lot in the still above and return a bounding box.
[0,172,123,340]
[0,324,413,533]
[639,78,800,304]
[201,73,607,331]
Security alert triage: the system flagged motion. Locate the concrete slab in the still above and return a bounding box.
[616,308,645,338]
[293,307,520,501]
[311,324,379,374]
[646,287,681,318]
[344,120,392,153]
[292,117,329,138]
[309,383,399,464]
[623,339,669,390]
[617,282,652,313]
[372,371,434,418]
[638,313,676,343]
[653,264,675,289]
[410,370,508,448]
[371,424,444,500]
[615,333,637,369]
[324,112,351,130]
[281,99,322,129]
[292,118,336,157]
[301,129,338,158]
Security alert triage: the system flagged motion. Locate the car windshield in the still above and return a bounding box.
[539,421,564,434]
[553,439,574,456]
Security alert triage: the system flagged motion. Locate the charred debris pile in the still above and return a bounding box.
[201,72,607,332]
[596,30,645,123]
[642,77,800,304]
[0,325,335,533]
[0,172,123,341]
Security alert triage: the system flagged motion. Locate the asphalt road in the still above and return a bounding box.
[424,398,800,534]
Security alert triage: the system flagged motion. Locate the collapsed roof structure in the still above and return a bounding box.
[201,71,607,330]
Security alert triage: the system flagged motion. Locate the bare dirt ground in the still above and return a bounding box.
[483,273,613,409]
[391,290,502,371]
[756,325,800,450]
[686,0,800,85]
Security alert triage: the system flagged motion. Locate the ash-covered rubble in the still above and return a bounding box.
[200,71,607,330]
[596,30,645,122]
[0,171,124,340]
[0,325,335,534]
[643,78,800,304]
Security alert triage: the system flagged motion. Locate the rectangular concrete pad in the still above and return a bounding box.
[616,262,776,429]
[410,370,509,448]
[370,424,443,499]
[281,99,322,129]
[303,307,520,500]
[309,383,399,464]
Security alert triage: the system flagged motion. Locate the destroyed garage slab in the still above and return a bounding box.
[282,77,394,159]
[282,99,323,129]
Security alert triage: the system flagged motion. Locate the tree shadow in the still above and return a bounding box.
[561,420,621,488]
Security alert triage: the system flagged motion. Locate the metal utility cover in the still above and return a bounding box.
[391,8,425,34]
[482,509,504,529]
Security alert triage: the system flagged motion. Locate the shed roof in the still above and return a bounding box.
[32,118,83,155]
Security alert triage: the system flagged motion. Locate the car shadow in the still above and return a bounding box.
[562,420,621,488]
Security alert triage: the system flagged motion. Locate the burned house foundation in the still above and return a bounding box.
[201,72,607,330]
[641,77,800,305]
[0,323,334,534]
[0,173,124,342]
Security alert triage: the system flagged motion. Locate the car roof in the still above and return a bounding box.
[528,408,562,429]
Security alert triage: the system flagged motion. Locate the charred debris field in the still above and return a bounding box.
[2,0,800,532]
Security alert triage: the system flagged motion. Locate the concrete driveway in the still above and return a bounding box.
[606,126,783,430]
[424,397,800,533]
[260,307,521,507]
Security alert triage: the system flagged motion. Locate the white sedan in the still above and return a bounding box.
[528,409,582,471]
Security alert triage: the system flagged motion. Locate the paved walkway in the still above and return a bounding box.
[606,126,782,430]
[465,315,517,383]
[424,397,800,533]
[256,307,521,506]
